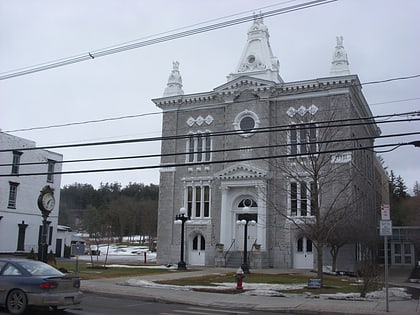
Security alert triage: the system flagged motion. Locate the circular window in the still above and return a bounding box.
[240,116,255,132]
[233,110,260,138]
[247,55,256,64]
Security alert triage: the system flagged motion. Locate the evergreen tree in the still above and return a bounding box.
[389,170,410,225]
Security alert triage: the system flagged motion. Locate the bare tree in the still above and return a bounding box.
[264,111,374,285]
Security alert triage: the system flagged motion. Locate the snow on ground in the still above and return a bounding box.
[74,242,413,300]
[121,278,412,300]
[76,243,157,263]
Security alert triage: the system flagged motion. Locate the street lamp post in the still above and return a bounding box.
[236,212,256,274]
[175,207,190,270]
[40,213,50,262]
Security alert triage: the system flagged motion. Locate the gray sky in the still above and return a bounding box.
[1,0,419,191]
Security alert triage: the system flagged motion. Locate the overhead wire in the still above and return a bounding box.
[1,130,419,168]
[0,140,417,177]
[1,111,419,153]
[3,74,420,134]
[0,0,336,81]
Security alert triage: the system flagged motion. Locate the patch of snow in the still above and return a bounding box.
[106,264,169,269]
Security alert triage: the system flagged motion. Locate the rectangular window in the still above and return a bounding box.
[188,135,194,163]
[11,151,22,175]
[288,123,317,156]
[8,182,19,208]
[47,160,55,183]
[196,135,203,162]
[186,185,211,218]
[186,132,211,163]
[310,182,317,215]
[290,125,297,155]
[203,186,210,217]
[290,182,297,216]
[205,132,211,161]
[300,127,307,154]
[300,182,308,216]
[309,124,317,153]
[306,239,313,252]
[195,186,201,217]
[187,186,193,217]
[290,181,313,216]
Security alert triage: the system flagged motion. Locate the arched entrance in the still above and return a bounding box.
[234,198,258,250]
[189,233,205,265]
[294,237,314,269]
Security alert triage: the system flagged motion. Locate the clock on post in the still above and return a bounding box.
[38,185,55,262]
[38,185,55,213]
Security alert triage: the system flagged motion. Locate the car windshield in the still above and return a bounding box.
[19,260,64,276]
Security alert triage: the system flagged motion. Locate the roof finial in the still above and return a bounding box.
[227,18,283,83]
[163,61,184,97]
[330,36,350,76]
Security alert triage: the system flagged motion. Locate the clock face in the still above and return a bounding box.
[41,192,55,212]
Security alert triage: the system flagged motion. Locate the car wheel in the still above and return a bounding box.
[6,289,28,315]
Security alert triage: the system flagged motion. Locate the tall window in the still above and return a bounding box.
[11,151,22,175]
[289,123,317,155]
[47,160,55,182]
[187,132,211,163]
[186,185,210,218]
[290,181,314,216]
[8,182,19,208]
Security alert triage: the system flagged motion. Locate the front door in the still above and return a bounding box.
[189,234,205,266]
[235,213,258,250]
[294,237,314,269]
[391,241,414,265]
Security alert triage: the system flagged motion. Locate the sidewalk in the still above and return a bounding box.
[81,267,420,315]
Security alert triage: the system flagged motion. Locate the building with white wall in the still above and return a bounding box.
[0,132,62,256]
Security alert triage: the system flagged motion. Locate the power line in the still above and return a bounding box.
[0,140,417,178]
[1,131,419,168]
[3,74,420,134]
[1,112,419,153]
[0,0,336,81]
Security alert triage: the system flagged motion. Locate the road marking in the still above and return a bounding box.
[160,306,249,315]
[188,307,249,313]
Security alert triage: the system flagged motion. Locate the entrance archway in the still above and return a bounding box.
[189,233,205,265]
[294,237,314,269]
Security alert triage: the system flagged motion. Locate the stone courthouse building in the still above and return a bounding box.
[153,17,382,271]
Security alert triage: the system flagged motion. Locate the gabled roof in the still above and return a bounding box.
[214,75,277,95]
[216,162,268,181]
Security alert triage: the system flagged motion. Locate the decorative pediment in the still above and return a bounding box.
[214,76,276,95]
[216,163,268,180]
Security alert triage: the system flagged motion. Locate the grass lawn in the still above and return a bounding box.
[56,261,375,295]
[155,272,367,295]
[56,261,172,280]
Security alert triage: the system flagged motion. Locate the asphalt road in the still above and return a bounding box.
[0,292,296,315]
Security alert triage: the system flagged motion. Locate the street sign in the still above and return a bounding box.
[380,220,393,236]
[71,244,85,256]
[381,204,390,220]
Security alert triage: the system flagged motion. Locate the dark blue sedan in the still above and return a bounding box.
[0,258,82,314]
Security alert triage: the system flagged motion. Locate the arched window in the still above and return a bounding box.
[238,198,257,208]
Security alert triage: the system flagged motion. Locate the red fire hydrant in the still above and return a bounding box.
[235,267,244,290]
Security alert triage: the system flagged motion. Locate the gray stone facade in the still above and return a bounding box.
[153,18,381,271]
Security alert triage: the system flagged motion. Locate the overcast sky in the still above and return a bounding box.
[1,0,419,192]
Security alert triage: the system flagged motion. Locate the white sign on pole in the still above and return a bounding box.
[380,220,393,236]
[381,204,390,220]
